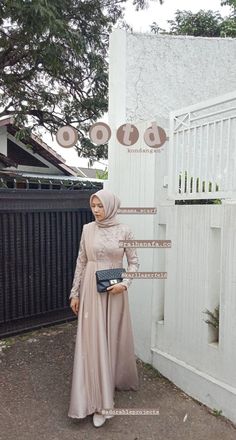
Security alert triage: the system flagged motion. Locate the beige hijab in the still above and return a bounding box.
[89,189,121,228]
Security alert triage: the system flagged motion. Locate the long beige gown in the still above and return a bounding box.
[68,220,140,419]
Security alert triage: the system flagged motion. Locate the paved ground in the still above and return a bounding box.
[0,320,235,440]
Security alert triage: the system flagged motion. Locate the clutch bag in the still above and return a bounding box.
[95,267,126,293]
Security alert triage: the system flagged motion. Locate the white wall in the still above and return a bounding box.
[107,29,236,423]
[108,29,236,201]
[152,202,236,423]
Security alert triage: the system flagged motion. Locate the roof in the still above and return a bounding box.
[0,152,18,168]
[70,166,106,178]
[0,116,78,176]
[0,169,104,190]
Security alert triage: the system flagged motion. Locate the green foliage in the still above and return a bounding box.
[220,16,236,36]
[141,361,163,378]
[203,305,220,330]
[95,168,108,179]
[0,0,162,161]
[177,171,221,204]
[212,408,223,417]
[0,0,112,162]
[169,10,223,37]
[221,0,236,14]
[133,0,164,11]
[151,8,236,37]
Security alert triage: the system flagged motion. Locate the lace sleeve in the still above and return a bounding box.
[119,227,140,290]
[69,225,88,300]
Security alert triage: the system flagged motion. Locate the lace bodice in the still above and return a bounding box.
[69,222,140,299]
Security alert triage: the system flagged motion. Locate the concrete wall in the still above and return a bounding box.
[106,29,236,423]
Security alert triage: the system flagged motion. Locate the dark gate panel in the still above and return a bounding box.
[0,189,96,337]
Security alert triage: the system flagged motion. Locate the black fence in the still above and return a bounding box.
[0,189,97,338]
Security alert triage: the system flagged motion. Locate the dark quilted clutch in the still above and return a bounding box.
[95,267,126,293]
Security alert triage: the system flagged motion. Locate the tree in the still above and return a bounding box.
[169,10,223,37]
[221,0,236,15]
[221,0,236,34]
[151,8,236,38]
[0,0,163,162]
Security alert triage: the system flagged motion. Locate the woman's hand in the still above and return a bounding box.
[106,283,127,295]
[70,297,80,316]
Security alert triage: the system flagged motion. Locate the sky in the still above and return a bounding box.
[124,0,231,33]
[44,0,232,170]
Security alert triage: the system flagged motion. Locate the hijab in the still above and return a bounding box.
[89,189,121,228]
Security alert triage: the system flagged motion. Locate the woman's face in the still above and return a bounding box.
[90,196,105,221]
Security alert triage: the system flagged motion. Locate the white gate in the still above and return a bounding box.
[168,90,236,200]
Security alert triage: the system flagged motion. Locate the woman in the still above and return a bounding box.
[68,189,140,427]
